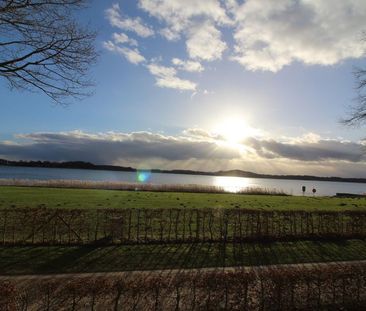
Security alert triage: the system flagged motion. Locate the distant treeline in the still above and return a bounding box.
[1,158,366,183]
[0,159,135,172]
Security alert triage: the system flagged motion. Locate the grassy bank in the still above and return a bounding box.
[0,186,365,211]
[1,186,366,272]
[1,239,366,275]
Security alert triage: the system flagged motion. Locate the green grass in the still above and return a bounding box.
[0,186,365,211]
[1,186,366,273]
[1,239,366,275]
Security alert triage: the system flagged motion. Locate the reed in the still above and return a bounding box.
[0,178,288,195]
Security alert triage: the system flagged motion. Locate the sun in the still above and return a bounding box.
[214,118,255,146]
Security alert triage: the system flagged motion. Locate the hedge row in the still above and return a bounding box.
[1,208,366,245]
[1,262,366,310]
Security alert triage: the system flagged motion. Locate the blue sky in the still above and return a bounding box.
[1,0,366,177]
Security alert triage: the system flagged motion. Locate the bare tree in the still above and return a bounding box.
[344,68,366,125]
[0,0,97,104]
[343,35,366,125]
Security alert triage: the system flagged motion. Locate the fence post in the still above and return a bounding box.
[94,210,99,242]
[175,209,180,242]
[2,210,7,245]
[182,209,186,242]
[196,210,200,242]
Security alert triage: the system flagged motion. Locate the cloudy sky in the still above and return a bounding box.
[1,0,366,177]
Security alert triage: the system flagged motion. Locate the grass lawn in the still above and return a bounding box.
[1,186,366,273]
[1,239,366,275]
[0,186,365,211]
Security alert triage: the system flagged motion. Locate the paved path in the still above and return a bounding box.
[1,259,366,281]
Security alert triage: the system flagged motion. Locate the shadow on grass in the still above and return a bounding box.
[1,239,366,275]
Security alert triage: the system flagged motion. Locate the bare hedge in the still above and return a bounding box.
[1,208,366,245]
[1,262,366,310]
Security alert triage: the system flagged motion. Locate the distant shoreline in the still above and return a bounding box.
[1,159,366,184]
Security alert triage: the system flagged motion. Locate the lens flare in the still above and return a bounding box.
[136,170,151,183]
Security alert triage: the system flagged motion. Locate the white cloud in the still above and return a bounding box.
[172,58,204,72]
[104,0,366,91]
[146,63,197,91]
[231,0,366,71]
[183,128,223,141]
[139,1,229,61]
[224,0,239,13]
[160,27,180,41]
[103,41,145,64]
[112,33,138,46]
[106,3,154,38]
[138,0,231,40]
[186,22,227,61]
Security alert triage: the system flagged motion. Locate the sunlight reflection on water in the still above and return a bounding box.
[0,166,365,196]
[213,176,254,192]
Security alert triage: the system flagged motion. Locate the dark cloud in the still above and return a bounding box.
[0,131,240,164]
[245,137,366,162]
[0,131,365,167]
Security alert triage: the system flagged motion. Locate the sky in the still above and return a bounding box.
[0,0,366,177]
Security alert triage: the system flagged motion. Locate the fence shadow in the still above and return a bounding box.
[1,239,366,275]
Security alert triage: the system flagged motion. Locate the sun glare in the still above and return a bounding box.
[214,176,252,192]
[214,118,256,147]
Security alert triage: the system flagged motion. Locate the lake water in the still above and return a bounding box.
[0,166,365,196]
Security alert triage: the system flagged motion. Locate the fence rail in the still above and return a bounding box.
[1,208,366,245]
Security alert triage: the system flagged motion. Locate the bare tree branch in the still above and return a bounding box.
[343,34,366,126]
[0,0,97,104]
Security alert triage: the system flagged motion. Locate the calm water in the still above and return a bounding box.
[0,166,365,196]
